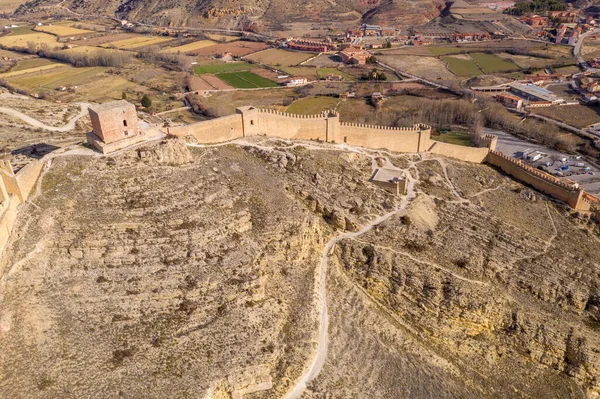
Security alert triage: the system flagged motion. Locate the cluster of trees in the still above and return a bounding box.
[360,68,387,81]
[505,0,566,15]
[343,95,580,154]
[136,49,194,71]
[3,42,134,68]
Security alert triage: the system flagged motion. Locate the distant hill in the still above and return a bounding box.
[15,0,445,31]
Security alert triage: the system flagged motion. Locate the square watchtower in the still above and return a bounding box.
[88,100,140,144]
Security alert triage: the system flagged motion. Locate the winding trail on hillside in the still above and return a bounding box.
[284,162,419,399]
[0,103,89,132]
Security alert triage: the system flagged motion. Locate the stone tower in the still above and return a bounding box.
[87,100,148,154]
[88,100,140,144]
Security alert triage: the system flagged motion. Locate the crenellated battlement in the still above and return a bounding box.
[256,108,339,119]
[488,150,577,190]
[339,122,428,132]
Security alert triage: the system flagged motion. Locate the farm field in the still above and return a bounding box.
[0,32,58,47]
[286,96,339,115]
[206,34,239,42]
[441,55,482,76]
[378,55,455,80]
[70,33,138,47]
[188,41,269,57]
[469,53,519,73]
[0,62,63,78]
[5,65,108,90]
[216,71,278,88]
[11,57,56,71]
[161,40,215,54]
[531,105,600,129]
[428,47,465,56]
[193,62,255,74]
[189,75,234,91]
[246,48,316,67]
[35,25,92,37]
[0,48,26,60]
[101,35,174,50]
[317,67,354,81]
[64,45,126,56]
[280,66,319,79]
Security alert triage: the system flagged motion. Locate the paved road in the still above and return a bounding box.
[574,28,600,64]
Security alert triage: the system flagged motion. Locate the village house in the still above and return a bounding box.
[284,78,308,86]
[326,74,344,82]
[495,93,523,109]
[521,15,548,27]
[286,38,331,52]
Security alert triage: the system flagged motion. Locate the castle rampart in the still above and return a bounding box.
[111,102,599,211]
[485,150,592,210]
[0,158,45,256]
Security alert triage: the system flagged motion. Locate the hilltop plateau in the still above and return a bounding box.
[1,136,599,398]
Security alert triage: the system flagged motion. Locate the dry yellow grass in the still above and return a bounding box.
[0,63,63,78]
[0,32,58,48]
[64,45,125,55]
[101,35,174,50]
[161,40,215,53]
[0,0,26,13]
[35,25,92,37]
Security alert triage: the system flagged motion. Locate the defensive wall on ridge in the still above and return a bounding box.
[168,106,489,161]
[165,107,600,210]
[486,150,599,210]
[0,158,45,256]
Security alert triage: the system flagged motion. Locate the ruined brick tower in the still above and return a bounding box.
[89,100,140,144]
[87,100,146,154]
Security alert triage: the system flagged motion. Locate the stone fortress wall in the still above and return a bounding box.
[166,106,599,210]
[169,106,484,161]
[0,158,44,255]
[486,150,599,210]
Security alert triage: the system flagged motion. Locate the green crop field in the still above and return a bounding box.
[441,55,482,77]
[286,96,339,115]
[215,71,278,88]
[428,47,465,56]
[193,62,255,74]
[469,53,520,73]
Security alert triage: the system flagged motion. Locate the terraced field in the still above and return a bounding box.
[5,65,108,90]
[469,53,519,73]
[161,40,215,54]
[35,25,92,37]
[246,48,316,67]
[216,72,279,88]
[193,62,255,74]
[101,35,174,50]
[0,32,58,48]
[441,55,482,77]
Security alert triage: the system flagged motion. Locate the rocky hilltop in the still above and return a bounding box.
[15,0,444,30]
[1,136,599,398]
